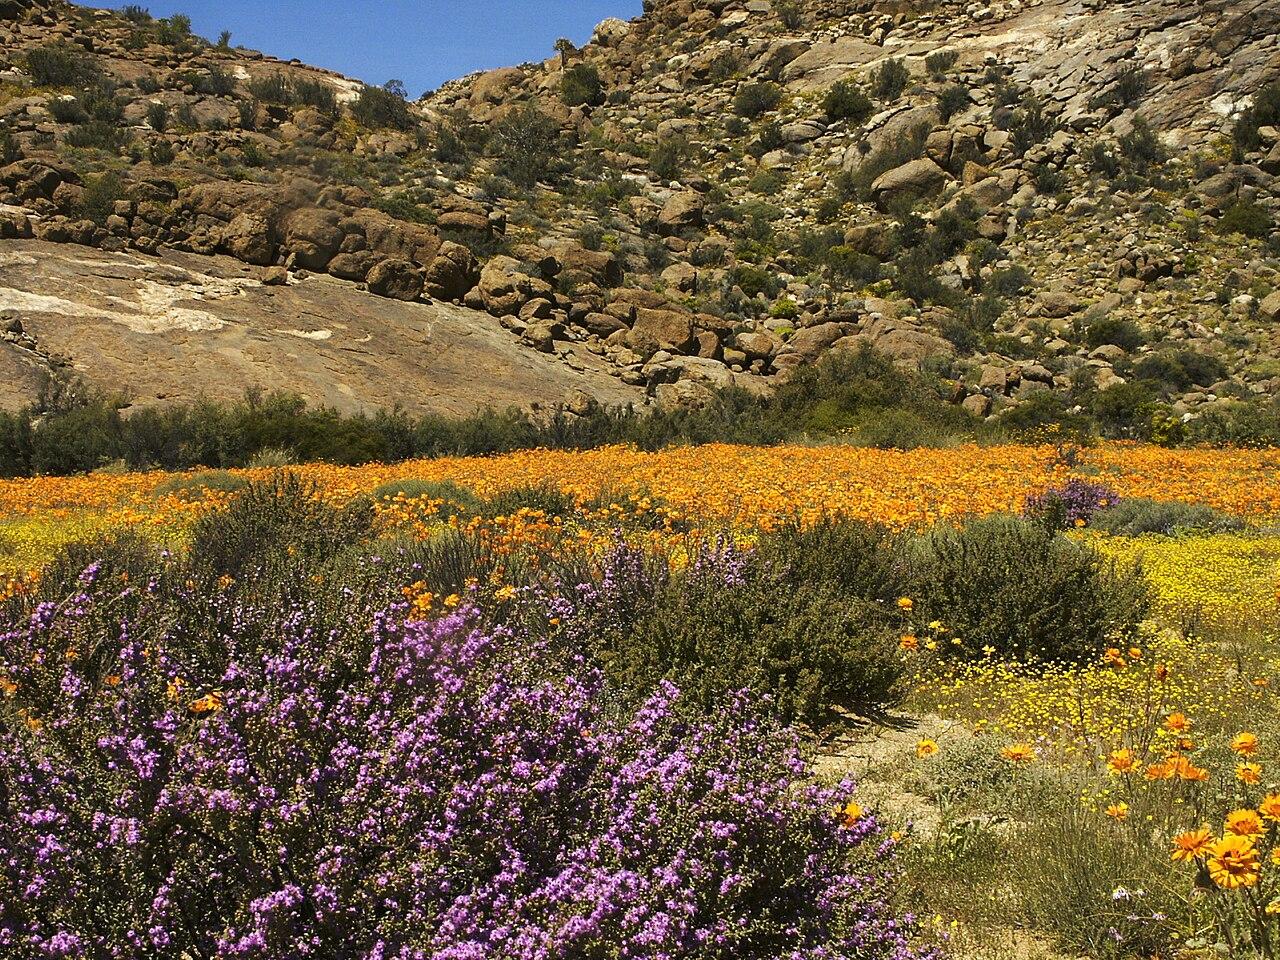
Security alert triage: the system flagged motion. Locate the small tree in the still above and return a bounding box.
[217,30,232,49]
[554,37,576,67]
[491,106,561,187]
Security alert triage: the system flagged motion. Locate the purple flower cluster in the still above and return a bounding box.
[0,578,933,960]
[1024,478,1119,528]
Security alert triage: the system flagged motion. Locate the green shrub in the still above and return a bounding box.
[845,123,930,199]
[1006,95,1056,157]
[846,407,971,450]
[1085,316,1144,351]
[985,265,1031,297]
[869,59,910,100]
[747,120,784,158]
[154,469,249,500]
[78,171,128,225]
[769,297,799,320]
[757,516,901,602]
[479,482,578,520]
[1090,382,1157,438]
[1132,349,1227,391]
[776,0,804,29]
[748,169,784,196]
[188,472,374,578]
[25,44,100,88]
[1029,163,1065,194]
[925,51,959,78]
[351,82,415,130]
[730,264,781,299]
[602,541,903,723]
[1091,498,1244,537]
[706,49,742,84]
[649,135,689,180]
[491,106,562,187]
[1117,117,1168,172]
[119,4,151,22]
[1112,65,1150,107]
[48,96,87,124]
[560,64,604,107]
[65,120,129,151]
[936,85,970,122]
[733,81,782,118]
[826,245,882,286]
[246,446,296,468]
[156,13,193,46]
[145,101,168,131]
[246,73,294,105]
[905,515,1149,663]
[293,78,337,113]
[823,80,873,123]
[0,127,19,165]
[1233,82,1280,154]
[1216,200,1273,239]
[371,478,480,520]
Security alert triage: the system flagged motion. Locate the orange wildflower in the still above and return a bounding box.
[1171,826,1213,863]
[1207,835,1260,889]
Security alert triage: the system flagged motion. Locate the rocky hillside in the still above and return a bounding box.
[1,0,1278,425]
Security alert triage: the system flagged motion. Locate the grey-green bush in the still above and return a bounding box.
[906,515,1149,663]
[371,478,481,520]
[1091,498,1244,537]
[154,469,249,500]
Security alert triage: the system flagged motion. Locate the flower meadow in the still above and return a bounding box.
[2,444,1280,958]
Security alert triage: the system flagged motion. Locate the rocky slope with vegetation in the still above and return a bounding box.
[0,0,1278,436]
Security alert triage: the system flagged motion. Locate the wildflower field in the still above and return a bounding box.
[3,441,1280,958]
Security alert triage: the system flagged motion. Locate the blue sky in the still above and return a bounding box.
[89,1,643,95]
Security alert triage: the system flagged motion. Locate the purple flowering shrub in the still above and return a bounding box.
[1023,478,1120,530]
[1,571,931,959]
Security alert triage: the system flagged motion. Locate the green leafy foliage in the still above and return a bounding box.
[733,81,783,118]
[823,80,873,123]
[25,44,101,88]
[1091,498,1244,537]
[905,516,1150,663]
[351,81,415,130]
[869,59,910,101]
[560,63,604,107]
[597,537,904,724]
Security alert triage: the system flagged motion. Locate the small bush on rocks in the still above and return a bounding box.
[937,84,970,122]
[733,80,783,118]
[560,63,604,107]
[824,79,874,123]
[25,44,100,88]
[1085,316,1145,351]
[351,81,415,131]
[870,59,911,101]
[1216,200,1273,240]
